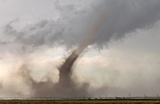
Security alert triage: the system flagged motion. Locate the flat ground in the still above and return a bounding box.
[0,100,160,104]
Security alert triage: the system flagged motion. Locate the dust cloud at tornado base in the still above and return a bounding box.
[1,0,160,97]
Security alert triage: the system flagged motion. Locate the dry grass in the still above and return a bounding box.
[0,100,160,104]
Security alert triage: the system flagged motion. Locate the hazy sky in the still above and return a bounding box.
[0,0,160,97]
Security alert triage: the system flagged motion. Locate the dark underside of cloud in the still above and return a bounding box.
[2,0,160,49]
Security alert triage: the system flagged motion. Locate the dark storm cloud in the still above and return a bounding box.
[94,0,160,45]
[3,0,160,48]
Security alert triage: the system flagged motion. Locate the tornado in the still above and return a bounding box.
[58,51,79,87]
[4,0,160,98]
[57,2,115,96]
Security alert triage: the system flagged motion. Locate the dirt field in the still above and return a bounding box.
[0,100,160,104]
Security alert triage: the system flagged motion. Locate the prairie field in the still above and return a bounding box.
[0,100,160,104]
